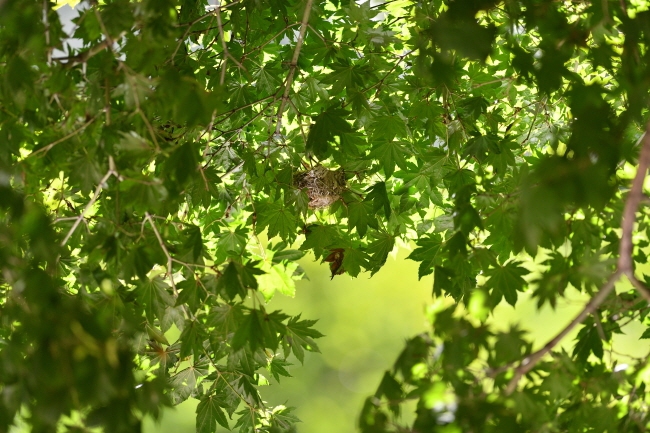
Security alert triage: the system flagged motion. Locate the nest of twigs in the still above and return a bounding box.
[293,165,345,209]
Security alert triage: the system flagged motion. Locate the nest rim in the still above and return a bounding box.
[293,165,345,209]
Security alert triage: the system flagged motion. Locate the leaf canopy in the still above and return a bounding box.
[2,0,650,432]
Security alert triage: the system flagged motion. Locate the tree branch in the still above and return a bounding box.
[61,157,117,246]
[618,123,650,274]
[274,0,314,135]
[505,270,622,394]
[145,212,179,297]
[214,1,244,85]
[505,120,650,394]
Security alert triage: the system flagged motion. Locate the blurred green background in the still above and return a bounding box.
[143,249,649,433]
[144,249,433,433]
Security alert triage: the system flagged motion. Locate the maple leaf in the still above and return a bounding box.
[306,106,353,159]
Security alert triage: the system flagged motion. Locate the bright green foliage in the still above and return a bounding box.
[2,0,650,432]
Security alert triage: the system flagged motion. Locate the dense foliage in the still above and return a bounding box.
[3,0,650,431]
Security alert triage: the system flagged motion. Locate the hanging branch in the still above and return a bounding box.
[214,1,245,84]
[505,122,650,394]
[144,212,179,297]
[144,213,197,322]
[274,0,314,135]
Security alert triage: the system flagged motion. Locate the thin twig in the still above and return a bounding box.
[620,0,628,17]
[52,39,114,65]
[240,23,301,60]
[471,77,513,90]
[104,78,112,126]
[274,0,314,135]
[504,121,650,394]
[176,0,243,28]
[143,215,192,322]
[359,49,415,95]
[202,348,258,410]
[61,157,117,246]
[43,0,52,64]
[28,113,101,157]
[215,2,230,85]
[618,124,650,301]
[145,212,179,297]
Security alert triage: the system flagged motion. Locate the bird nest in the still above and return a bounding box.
[293,166,345,209]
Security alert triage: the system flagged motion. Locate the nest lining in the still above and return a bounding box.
[293,166,345,209]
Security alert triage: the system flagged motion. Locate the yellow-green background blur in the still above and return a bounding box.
[141,250,649,433]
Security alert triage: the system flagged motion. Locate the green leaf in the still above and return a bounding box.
[369,141,410,178]
[196,395,229,433]
[463,134,499,163]
[341,247,369,277]
[169,359,209,405]
[167,142,198,185]
[256,201,298,241]
[367,231,395,273]
[232,309,266,352]
[431,16,497,61]
[365,181,391,219]
[407,234,444,279]
[138,276,175,322]
[272,249,305,264]
[217,226,248,257]
[347,200,376,238]
[257,262,299,300]
[370,115,409,141]
[268,358,293,382]
[270,406,301,430]
[306,106,353,159]
[374,372,402,416]
[181,224,203,261]
[484,261,528,306]
[217,261,247,300]
[179,319,208,360]
[284,315,324,363]
[433,266,456,297]
[573,319,604,364]
[321,60,369,95]
[300,224,339,255]
[176,278,208,311]
[207,303,244,339]
[120,178,169,213]
[640,327,650,339]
